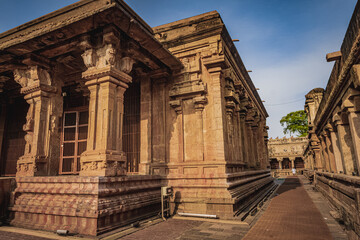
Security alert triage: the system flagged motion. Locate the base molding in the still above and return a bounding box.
[9,175,163,236]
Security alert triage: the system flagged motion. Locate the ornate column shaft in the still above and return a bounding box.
[333,112,357,175]
[320,134,330,172]
[277,158,283,169]
[343,94,360,174]
[13,65,61,177]
[323,125,337,173]
[79,33,133,176]
[289,157,295,169]
[246,118,255,168]
[329,127,344,173]
[239,111,248,167]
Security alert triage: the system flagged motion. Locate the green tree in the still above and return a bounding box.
[280,110,308,137]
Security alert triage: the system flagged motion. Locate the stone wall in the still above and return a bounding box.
[268,137,307,172]
[315,172,360,239]
[151,11,272,218]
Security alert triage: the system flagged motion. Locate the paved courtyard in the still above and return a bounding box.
[0,176,347,240]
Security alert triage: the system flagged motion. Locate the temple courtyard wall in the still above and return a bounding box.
[304,2,360,239]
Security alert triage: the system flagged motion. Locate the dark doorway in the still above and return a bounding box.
[295,158,305,169]
[1,97,28,176]
[282,158,291,169]
[123,81,140,173]
[270,159,279,169]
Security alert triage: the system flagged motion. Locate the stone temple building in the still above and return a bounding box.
[268,137,307,177]
[0,0,271,236]
[303,2,360,239]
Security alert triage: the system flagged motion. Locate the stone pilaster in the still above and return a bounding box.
[342,90,360,174]
[289,157,295,169]
[328,124,344,173]
[333,112,357,175]
[277,158,283,169]
[245,115,255,168]
[79,33,133,177]
[251,117,260,168]
[320,132,331,172]
[13,65,62,177]
[324,124,337,173]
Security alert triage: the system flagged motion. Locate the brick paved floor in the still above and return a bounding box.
[0,230,53,240]
[118,218,249,240]
[242,176,333,240]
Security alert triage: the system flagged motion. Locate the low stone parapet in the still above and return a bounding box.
[315,171,360,239]
[9,175,163,236]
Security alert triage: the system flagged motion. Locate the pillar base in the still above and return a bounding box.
[9,175,163,236]
[80,150,126,176]
[16,155,47,177]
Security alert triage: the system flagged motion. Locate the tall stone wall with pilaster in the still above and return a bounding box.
[152,11,272,218]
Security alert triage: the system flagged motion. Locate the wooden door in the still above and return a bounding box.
[59,110,88,174]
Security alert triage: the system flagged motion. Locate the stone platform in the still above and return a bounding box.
[9,175,163,236]
[169,169,274,219]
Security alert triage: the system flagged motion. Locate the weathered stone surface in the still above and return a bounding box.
[303,2,360,238]
[0,0,270,235]
[9,175,162,236]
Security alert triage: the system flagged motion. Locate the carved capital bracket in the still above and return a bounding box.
[341,88,360,113]
[14,65,57,95]
[194,96,208,111]
[170,99,182,114]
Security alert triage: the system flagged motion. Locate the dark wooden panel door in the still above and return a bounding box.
[59,110,88,174]
[1,97,28,176]
[123,82,140,173]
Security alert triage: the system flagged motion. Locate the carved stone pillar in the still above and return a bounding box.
[13,65,62,177]
[246,116,255,168]
[235,106,244,164]
[319,133,331,172]
[225,100,236,162]
[79,33,133,177]
[323,125,337,173]
[289,157,295,169]
[342,94,360,174]
[333,112,357,175]
[239,110,248,167]
[328,125,344,173]
[251,122,259,168]
[277,158,283,169]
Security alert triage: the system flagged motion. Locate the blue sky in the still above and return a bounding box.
[0,0,357,138]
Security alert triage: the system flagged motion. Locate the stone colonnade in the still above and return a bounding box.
[273,157,302,169]
[305,86,360,175]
